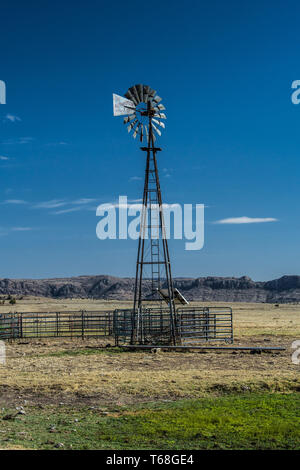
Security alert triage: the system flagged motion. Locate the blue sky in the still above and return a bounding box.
[0,0,300,280]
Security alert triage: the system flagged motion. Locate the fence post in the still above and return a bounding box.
[56,312,59,337]
[114,310,118,346]
[230,308,234,343]
[19,314,23,339]
[81,311,84,340]
[204,307,209,341]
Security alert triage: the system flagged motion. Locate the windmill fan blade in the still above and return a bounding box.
[143,85,150,103]
[148,88,156,97]
[152,118,165,129]
[131,85,141,104]
[124,114,136,124]
[113,94,136,116]
[154,112,166,120]
[137,84,143,102]
[127,119,138,132]
[133,124,140,139]
[153,95,162,104]
[152,123,161,136]
[125,89,138,106]
[157,104,166,110]
[128,86,139,104]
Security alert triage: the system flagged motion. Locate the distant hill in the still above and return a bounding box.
[0,274,300,303]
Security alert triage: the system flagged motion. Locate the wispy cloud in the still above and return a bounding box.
[129,176,143,182]
[1,137,33,145]
[33,198,99,212]
[4,114,21,123]
[162,167,172,178]
[0,155,9,161]
[18,137,33,144]
[1,196,102,215]
[104,198,143,209]
[52,207,82,215]
[2,199,28,205]
[0,226,33,235]
[214,216,278,224]
[33,199,67,209]
[11,227,33,232]
[45,141,69,147]
[72,198,96,205]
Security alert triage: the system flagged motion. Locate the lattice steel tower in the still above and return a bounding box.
[113,85,176,343]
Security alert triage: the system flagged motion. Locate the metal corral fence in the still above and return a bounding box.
[0,307,233,344]
[114,306,233,345]
[0,311,114,340]
[177,307,233,344]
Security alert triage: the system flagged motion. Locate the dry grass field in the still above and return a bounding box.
[0,298,299,449]
[0,298,299,403]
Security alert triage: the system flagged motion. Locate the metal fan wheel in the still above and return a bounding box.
[113,84,166,143]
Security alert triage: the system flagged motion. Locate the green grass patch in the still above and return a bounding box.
[0,393,299,450]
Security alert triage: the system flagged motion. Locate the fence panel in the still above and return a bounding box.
[177,307,233,344]
[0,311,115,340]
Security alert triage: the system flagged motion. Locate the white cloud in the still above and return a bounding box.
[3,199,27,205]
[0,226,33,235]
[52,207,82,215]
[129,176,142,181]
[105,198,143,209]
[5,114,21,122]
[46,141,69,147]
[214,216,278,224]
[162,168,172,178]
[71,198,96,205]
[2,196,102,215]
[18,137,33,144]
[1,137,33,145]
[33,199,67,209]
[0,156,9,161]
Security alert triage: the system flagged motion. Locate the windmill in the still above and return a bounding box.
[113,84,182,344]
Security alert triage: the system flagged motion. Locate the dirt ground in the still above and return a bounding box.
[0,299,299,408]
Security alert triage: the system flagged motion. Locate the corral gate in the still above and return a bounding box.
[177,307,233,344]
